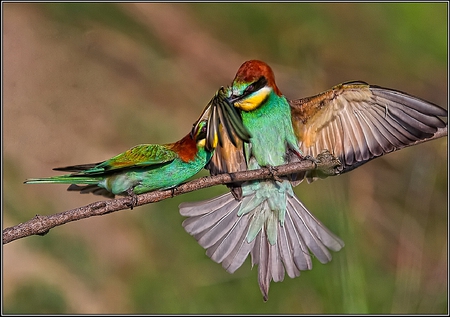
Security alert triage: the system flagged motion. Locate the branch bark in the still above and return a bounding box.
[3,126,447,245]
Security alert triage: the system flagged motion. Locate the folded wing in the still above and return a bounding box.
[53,144,178,175]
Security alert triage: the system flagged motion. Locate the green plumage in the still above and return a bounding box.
[180,60,447,301]
[180,78,344,301]
[25,121,213,198]
[230,83,301,244]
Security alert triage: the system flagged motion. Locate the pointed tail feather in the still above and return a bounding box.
[251,228,286,301]
[179,190,344,300]
[24,175,101,185]
[249,193,345,300]
[24,175,114,198]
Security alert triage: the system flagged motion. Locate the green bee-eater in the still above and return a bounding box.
[25,120,215,201]
[180,60,447,300]
[24,86,248,202]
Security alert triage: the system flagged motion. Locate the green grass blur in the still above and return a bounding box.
[3,2,447,314]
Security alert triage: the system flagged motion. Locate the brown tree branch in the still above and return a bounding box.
[2,155,334,245]
[3,126,447,245]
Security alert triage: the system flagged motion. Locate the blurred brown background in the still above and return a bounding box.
[3,2,448,314]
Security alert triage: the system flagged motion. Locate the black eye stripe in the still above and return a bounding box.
[227,76,269,103]
[243,76,268,96]
[243,84,255,94]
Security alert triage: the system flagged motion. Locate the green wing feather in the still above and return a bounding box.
[54,144,178,175]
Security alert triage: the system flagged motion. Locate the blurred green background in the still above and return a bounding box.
[3,2,448,314]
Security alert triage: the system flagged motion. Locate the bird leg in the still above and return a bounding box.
[303,154,320,165]
[170,186,180,198]
[126,188,139,210]
[314,150,342,176]
[267,165,284,183]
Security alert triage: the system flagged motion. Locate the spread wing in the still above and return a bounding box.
[206,124,247,199]
[192,87,251,199]
[53,144,177,175]
[289,81,447,176]
[207,125,247,175]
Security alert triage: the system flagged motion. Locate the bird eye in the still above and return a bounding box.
[195,121,207,141]
[243,76,268,96]
[243,83,256,95]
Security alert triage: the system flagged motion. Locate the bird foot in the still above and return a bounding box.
[267,165,283,183]
[303,155,320,165]
[170,186,180,198]
[314,150,342,176]
[126,188,139,210]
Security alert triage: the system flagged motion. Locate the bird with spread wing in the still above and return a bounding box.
[180,60,447,300]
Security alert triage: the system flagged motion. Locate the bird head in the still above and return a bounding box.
[191,119,208,149]
[229,60,282,112]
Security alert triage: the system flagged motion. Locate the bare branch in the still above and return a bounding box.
[2,158,324,244]
[3,126,447,245]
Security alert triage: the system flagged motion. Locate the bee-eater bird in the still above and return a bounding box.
[25,120,215,201]
[180,60,448,300]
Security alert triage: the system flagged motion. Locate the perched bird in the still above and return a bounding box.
[180,60,448,300]
[25,120,214,201]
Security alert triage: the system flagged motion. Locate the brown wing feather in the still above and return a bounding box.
[193,88,249,199]
[206,124,247,199]
[289,81,447,176]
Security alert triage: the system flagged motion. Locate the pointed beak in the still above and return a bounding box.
[227,94,245,104]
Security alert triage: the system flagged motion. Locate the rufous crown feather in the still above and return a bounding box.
[233,60,282,96]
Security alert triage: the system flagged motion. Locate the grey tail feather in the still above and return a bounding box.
[67,184,115,198]
[179,191,344,300]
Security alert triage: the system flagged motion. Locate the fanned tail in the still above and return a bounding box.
[179,188,344,301]
[181,193,256,272]
[251,192,344,300]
